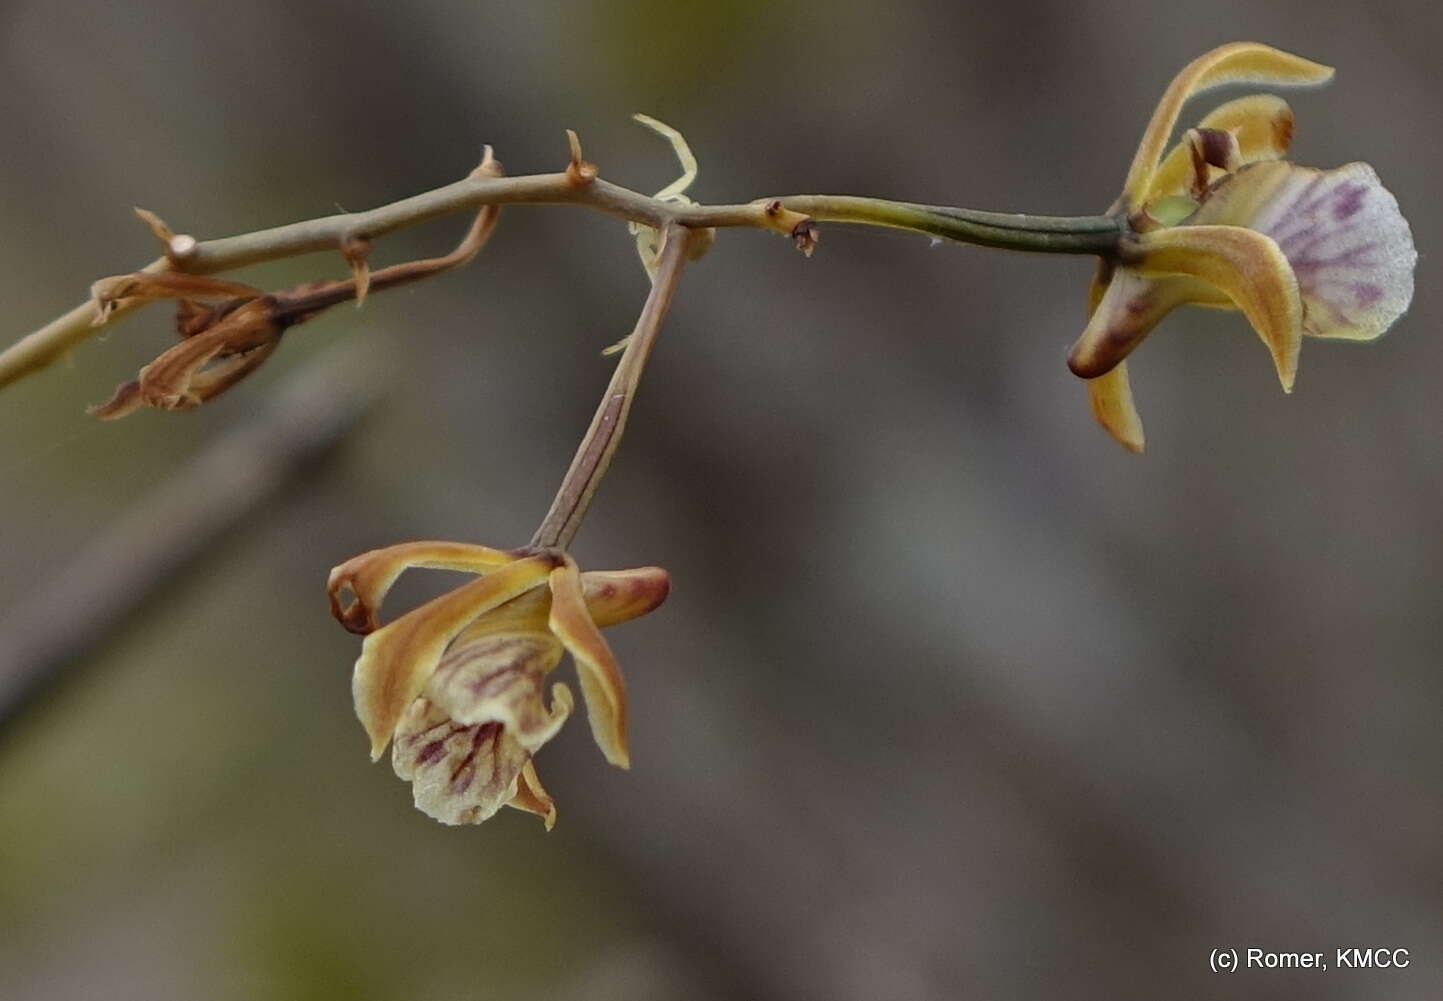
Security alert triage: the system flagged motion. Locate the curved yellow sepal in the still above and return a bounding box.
[1147,94,1296,202]
[1122,43,1334,207]
[510,759,559,830]
[1130,225,1302,391]
[548,559,631,769]
[328,540,516,634]
[1087,363,1145,454]
[582,567,672,628]
[1069,267,1198,379]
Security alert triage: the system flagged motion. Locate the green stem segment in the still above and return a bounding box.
[530,225,692,551]
[777,196,1121,255]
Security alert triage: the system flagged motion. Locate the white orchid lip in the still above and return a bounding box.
[1187,161,1416,342]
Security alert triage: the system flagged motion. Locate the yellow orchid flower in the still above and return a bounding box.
[1075,42,1416,452]
[327,541,669,827]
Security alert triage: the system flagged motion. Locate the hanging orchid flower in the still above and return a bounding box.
[328,542,669,826]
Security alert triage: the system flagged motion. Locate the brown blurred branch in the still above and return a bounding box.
[0,343,386,743]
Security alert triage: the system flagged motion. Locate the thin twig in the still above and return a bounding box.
[530,225,694,550]
[1,153,1120,392]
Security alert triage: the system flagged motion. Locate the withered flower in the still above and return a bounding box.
[327,542,669,827]
[1076,42,1416,451]
[89,154,503,419]
[88,272,284,418]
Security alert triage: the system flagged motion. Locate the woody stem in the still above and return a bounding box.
[1,155,1126,393]
[530,225,692,550]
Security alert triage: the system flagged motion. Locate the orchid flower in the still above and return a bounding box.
[328,542,669,826]
[1074,42,1416,452]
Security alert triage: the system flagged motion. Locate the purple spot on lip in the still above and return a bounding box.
[1355,283,1382,308]
[417,740,446,765]
[1333,185,1366,221]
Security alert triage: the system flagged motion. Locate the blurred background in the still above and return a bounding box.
[0,1,1439,999]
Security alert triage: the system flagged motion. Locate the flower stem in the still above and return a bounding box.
[0,160,1123,394]
[530,225,693,551]
[777,196,1121,254]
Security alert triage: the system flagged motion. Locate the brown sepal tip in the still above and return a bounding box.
[329,583,379,635]
[341,235,373,308]
[87,379,143,421]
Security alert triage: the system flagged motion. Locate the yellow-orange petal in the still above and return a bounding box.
[1129,225,1301,391]
[1147,95,1295,202]
[328,540,517,634]
[1087,259,1112,313]
[509,759,559,830]
[548,558,630,769]
[352,555,553,759]
[1069,267,1197,379]
[1086,363,1145,454]
[1122,43,1333,206]
[1188,161,1416,342]
[581,567,672,628]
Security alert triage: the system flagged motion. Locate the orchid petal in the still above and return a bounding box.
[1086,363,1146,454]
[425,628,569,747]
[1086,259,1111,313]
[352,555,553,759]
[1188,161,1416,341]
[328,540,517,634]
[1148,95,1295,202]
[1130,225,1302,391]
[548,558,630,769]
[1068,267,1197,379]
[391,697,534,826]
[1122,43,1333,206]
[509,759,559,830]
[581,567,672,628]
[1079,264,1147,452]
